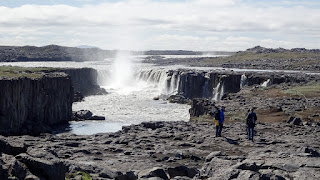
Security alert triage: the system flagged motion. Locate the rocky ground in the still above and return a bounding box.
[143,46,320,71]
[215,83,320,124]
[1,45,320,179]
[1,120,319,180]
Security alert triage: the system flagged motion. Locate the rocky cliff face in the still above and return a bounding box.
[60,68,106,96]
[0,73,73,135]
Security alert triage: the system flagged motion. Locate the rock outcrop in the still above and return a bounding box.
[0,73,73,135]
[72,110,105,121]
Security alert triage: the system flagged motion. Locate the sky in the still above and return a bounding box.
[0,0,320,51]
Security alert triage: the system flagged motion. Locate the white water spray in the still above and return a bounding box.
[105,52,151,94]
[109,51,134,89]
[261,79,271,87]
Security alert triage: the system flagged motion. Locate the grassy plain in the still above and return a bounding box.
[200,51,320,68]
[0,66,59,79]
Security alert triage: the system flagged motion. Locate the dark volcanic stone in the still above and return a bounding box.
[168,166,198,178]
[138,167,168,179]
[16,153,67,180]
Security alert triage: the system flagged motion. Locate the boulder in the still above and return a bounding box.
[0,136,27,156]
[189,98,216,117]
[98,168,119,179]
[73,110,93,120]
[88,116,105,120]
[16,153,68,180]
[167,95,190,104]
[0,153,27,180]
[235,161,259,172]
[115,171,137,180]
[141,122,165,130]
[302,147,320,157]
[72,110,105,121]
[138,167,168,180]
[287,117,302,126]
[236,170,259,179]
[167,166,198,178]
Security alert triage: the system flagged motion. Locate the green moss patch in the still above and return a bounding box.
[0,66,60,79]
[65,171,92,180]
[283,83,320,97]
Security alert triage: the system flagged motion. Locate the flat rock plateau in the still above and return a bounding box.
[1,121,319,180]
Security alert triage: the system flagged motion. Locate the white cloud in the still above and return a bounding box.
[0,0,319,50]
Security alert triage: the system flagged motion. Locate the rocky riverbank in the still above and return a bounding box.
[0,121,319,179]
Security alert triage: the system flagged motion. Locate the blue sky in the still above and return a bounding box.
[0,0,319,51]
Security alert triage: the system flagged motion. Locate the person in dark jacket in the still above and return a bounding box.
[246,108,257,141]
[213,106,220,137]
[216,106,225,137]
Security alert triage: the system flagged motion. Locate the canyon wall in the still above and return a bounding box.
[137,69,315,101]
[60,68,106,96]
[0,73,74,135]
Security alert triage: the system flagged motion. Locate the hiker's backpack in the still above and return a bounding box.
[214,109,220,120]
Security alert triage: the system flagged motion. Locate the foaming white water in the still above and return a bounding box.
[72,83,190,135]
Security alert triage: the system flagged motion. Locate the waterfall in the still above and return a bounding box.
[202,73,211,98]
[167,72,180,95]
[97,69,111,86]
[240,74,247,88]
[261,79,271,87]
[212,81,225,101]
[136,69,180,95]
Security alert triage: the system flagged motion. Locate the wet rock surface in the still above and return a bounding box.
[0,121,319,179]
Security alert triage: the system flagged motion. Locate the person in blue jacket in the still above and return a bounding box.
[217,106,225,137]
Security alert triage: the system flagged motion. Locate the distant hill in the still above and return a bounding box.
[77,45,99,49]
[0,45,235,62]
[0,45,116,62]
[143,50,233,56]
[199,46,320,71]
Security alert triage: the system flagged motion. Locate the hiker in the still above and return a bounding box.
[215,106,225,137]
[246,108,257,141]
[213,107,220,137]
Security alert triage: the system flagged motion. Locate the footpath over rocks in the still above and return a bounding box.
[0,121,319,179]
